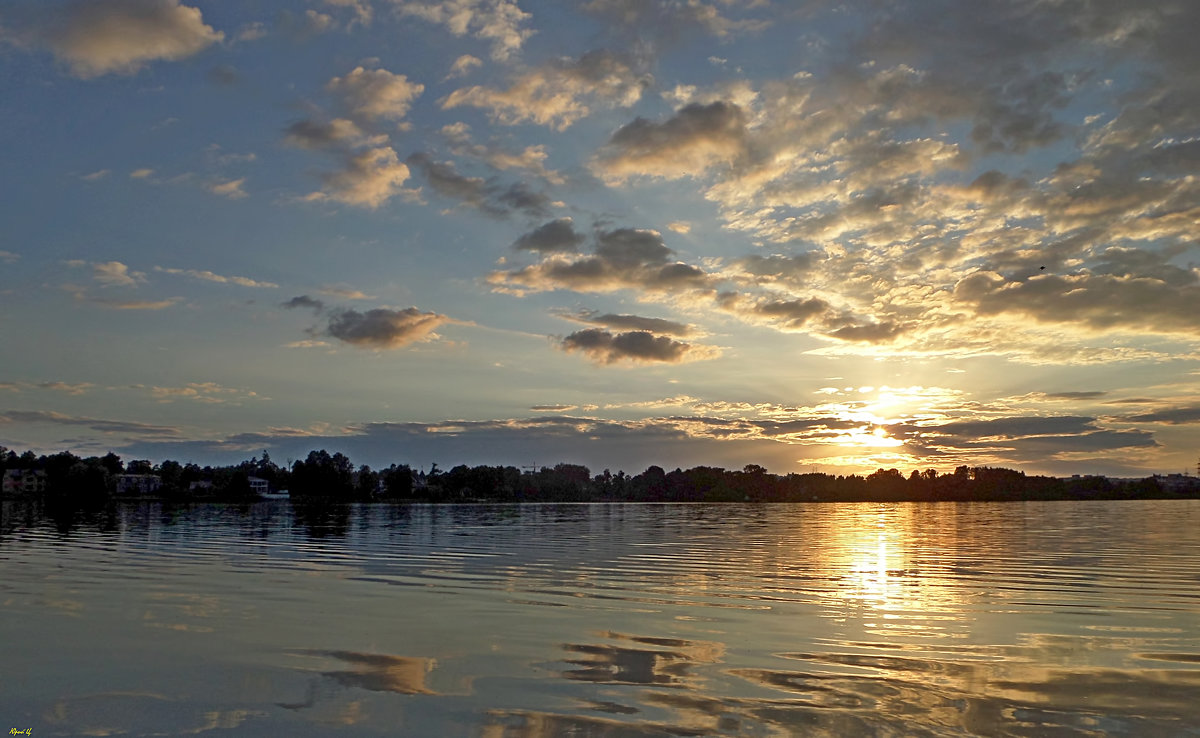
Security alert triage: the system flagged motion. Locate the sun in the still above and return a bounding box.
[833,425,906,449]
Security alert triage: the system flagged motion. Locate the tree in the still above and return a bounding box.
[290,450,355,500]
[379,464,414,499]
[100,452,124,476]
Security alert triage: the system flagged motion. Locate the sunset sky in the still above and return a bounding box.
[2,0,1199,477]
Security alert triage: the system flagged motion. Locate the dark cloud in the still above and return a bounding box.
[954,272,1200,335]
[406,153,550,218]
[594,101,750,181]
[0,410,181,437]
[1044,391,1108,401]
[595,228,673,267]
[281,295,325,311]
[491,181,551,218]
[559,329,716,365]
[208,64,239,85]
[754,298,831,330]
[824,321,906,344]
[283,118,370,150]
[513,219,586,253]
[490,227,715,296]
[731,254,818,287]
[888,415,1159,465]
[561,310,693,337]
[325,307,452,349]
[1120,407,1200,425]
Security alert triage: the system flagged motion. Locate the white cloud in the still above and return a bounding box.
[36,0,224,78]
[92,261,144,288]
[325,0,373,27]
[154,266,278,288]
[209,178,247,199]
[327,66,425,121]
[306,146,414,209]
[393,0,533,61]
[442,49,650,130]
[446,54,482,79]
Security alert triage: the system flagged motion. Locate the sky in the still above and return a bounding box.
[2,0,1199,478]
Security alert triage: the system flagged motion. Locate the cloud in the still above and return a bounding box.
[512,219,585,253]
[325,307,454,349]
[327,66,424,121]
[283,118,383,150]
[90,297,179,310]
[558,309,694,337]
[22,0,223,78]
[80,169,110,181]
[207,63,239,84]
[281,295,326,311]
[442,49,650,130]
[317,285,374,300]
[489,227,715,296]
[324,0,373,27]
[405,153,551,217]
[154,266,277,288]
[593,101,750,182]
[954,271,1200,336]
[1043,391,1108,401]
[1119,407,1200,425]
[34,381,94,395]
[92,261,144,288]
[130,168,155,179]
[580,0,771,40]
[234,22,268,42]
[307,146,413,209]
[0,410,181,438]
[446,54,482,79]
[440,123,565,184]
[889,416,1159,462]
[749,297,832,331]
[824,321,907,344]
[278,9,340,40]
[133,381,260,404]
[209,178,247,199]
[559,328,718,365]
[0,251,19,263]
[392,0,532,61]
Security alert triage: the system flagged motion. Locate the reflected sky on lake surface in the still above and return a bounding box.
[2,500,1199,736]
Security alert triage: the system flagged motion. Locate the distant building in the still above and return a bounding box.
[248,476,269,496]
[116,474,162,496]
[1155,474,1200,493]
[189,480,215,496]
[2,469,46,496]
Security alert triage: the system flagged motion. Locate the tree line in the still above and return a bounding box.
[2,445,1194,505]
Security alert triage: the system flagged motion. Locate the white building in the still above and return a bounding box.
[116,474,162,496]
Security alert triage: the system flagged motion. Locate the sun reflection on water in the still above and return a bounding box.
[814,505,967,639]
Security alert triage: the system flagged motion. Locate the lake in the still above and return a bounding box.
[2,500,1199,736]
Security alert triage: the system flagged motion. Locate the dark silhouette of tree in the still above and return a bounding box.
[290,450,355,500]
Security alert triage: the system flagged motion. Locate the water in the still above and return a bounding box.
[2,500,1199,736]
